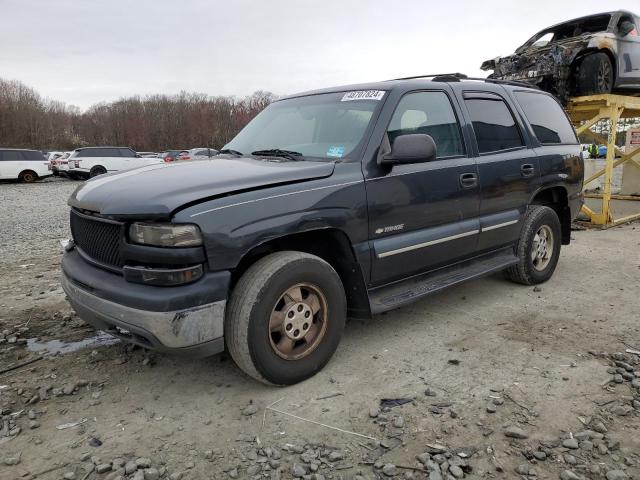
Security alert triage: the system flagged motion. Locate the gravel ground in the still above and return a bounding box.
[1,180,639,480]
[0,177,79,260]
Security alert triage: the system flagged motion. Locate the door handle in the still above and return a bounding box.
[459,172,478,189]
[521,164,535,177]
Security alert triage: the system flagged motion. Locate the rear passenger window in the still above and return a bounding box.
[387,91,464,158]
[514,91,578,144]
[465,96,524,153]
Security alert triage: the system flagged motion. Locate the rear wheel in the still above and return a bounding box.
[89,166,107,178]
[576,52,614,95]
[225,251,346,385]
[505,205,562,285]
[19,170,37,183]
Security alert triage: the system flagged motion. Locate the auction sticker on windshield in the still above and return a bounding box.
[341,90,385,102]
[326,146,345,158]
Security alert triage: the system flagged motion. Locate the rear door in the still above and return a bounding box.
[366,88,480,285]
[458,90,538,253]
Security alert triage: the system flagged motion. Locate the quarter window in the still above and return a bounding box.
[465,96,524,153]
[387,91,464,158]
[514,91,578,144]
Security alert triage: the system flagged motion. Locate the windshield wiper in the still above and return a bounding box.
[251,149,305,161]
[218,148,243,156]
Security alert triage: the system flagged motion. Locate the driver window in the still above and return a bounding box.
[387,91,464,158]
[618,15,638,37]
[533,32,554,47]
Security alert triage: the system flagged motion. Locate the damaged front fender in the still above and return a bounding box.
[481,33,617,101]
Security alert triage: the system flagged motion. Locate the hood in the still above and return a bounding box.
[68,157,336,218]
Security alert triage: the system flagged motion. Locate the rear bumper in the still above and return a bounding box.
[61,249,229,357]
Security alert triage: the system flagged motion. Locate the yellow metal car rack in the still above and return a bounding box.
[566,94,640,227]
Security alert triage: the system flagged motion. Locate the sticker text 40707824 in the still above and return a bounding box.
[341,90,385,102]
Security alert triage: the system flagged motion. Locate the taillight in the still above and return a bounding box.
[180,156,191,161]
[164,156,172,163]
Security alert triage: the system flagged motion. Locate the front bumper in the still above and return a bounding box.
[61,249,229,357]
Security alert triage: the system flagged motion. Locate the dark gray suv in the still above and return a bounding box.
[61,75,584,385]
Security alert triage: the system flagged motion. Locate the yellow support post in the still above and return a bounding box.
[566,94,640,228]
[601,107,621,225]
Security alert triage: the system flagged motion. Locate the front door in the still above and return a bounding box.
[616,14,640,84]
[365,89,480,285]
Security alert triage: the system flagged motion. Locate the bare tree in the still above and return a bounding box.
[0,77,275,151]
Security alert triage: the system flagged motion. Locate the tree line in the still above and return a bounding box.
[0,78,275,152]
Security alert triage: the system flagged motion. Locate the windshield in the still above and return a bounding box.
[223,91,384,160]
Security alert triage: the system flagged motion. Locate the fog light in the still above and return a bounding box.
[123,265,203,286]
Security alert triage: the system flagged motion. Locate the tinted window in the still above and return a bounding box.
[465,97,524,153]
[119,148,136,157]
[0,150,22,161]
[76,149,96,157]
[515,91,578,144]
[21,150,45,160]
[194,149,209,156]
[0,150,43,160]
[387,91,464,158]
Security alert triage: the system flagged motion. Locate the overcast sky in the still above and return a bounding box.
[1,0,637,109]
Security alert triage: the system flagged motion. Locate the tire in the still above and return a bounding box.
[89,166,107,178]
[19,170,37,183]
[505,205,562,285]
[225,251,346,385]
[576,52,614,95]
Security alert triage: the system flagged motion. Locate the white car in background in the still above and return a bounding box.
[178,148,219,161]
[0,148,51,182]
[67,147,163,179]
[54,151,73,176]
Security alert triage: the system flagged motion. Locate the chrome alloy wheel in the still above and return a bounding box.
[531,225,553,271]
[268,283,328,360]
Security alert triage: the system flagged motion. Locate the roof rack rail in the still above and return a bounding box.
[388,72,539,90]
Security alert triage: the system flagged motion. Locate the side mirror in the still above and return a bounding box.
[619,20,636,36]
[381,134,437,165]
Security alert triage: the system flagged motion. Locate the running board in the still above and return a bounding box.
[368,248,518,314]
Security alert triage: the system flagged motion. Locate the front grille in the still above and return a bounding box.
[70,209,124,269]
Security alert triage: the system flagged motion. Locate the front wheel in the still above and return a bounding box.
[225,252,346,385]
[505,205,562,285]
[89,166,107,178]
[576,52,613,95]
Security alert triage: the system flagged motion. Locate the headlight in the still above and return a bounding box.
[129,223,202,247]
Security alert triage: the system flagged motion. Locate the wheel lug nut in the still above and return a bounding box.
[294,329,299,337]
[297,305,303,312]
[288,311,294,318]
[303,323,309,330]
[305,311,310,318]
[286,323,292,331]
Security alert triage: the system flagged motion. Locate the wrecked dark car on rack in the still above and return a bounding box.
[481,10,640,102]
